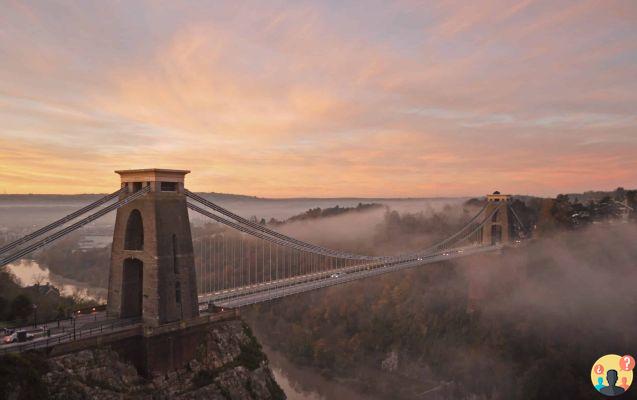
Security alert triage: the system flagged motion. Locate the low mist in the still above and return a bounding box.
[273,201,480,256]
[248,212,637,399]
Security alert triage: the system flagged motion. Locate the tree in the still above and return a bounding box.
[10,294,33,321]
[614,187,626,201]
[55,305,66,321]
[626,190,637,215]
[510,199,537,236]
[550,195,575,229]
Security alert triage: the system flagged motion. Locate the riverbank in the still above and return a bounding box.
[0,265,98,328]
[6,260,106,302]
[264,345,378,400]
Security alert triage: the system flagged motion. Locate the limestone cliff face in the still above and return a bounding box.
[1,320,285,400]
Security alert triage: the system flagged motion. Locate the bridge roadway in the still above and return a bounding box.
[0,312,141,355]
[200,244,503,308]
[0,309,240,356]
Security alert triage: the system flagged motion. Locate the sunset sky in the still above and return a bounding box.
[1,1,636,197]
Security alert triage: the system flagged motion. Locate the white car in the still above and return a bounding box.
[3,332,18,344]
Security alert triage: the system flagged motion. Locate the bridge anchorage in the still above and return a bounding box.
[0,168,527,372]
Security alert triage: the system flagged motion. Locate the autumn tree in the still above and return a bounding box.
[9,294,33,321]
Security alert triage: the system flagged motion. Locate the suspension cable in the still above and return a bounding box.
[390,203,488,261]
[185,190,380,261]
[507,204,528,235]
[1,186,150,267]
[187,190,491,262]
[187,202,343,257]
[188,199,496,271]
[0,188,126,255]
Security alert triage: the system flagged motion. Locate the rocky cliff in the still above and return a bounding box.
[0,320,285,400]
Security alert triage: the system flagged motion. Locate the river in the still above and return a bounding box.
[6,259,107,302]
[263,345,378,400]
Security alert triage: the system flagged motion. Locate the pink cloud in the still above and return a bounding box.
[0,1,635,197]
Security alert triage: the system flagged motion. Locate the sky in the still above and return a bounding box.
[0,0,636,198]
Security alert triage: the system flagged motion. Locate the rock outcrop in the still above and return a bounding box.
[0,320,285,400]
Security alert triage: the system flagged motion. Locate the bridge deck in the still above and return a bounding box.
[201,244,502,308]
[0,310,239,356]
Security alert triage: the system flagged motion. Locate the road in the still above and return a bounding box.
[0,311,140,355]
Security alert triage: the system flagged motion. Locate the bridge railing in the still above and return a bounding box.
[201,243,483,305]
[214,244,504,308]
[0,317,141,355]
[2,311,110,333]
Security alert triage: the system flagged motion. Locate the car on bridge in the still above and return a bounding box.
[2,330,17,344]
[2,327,49,345]
[0,328,13,339]
[330,273,341,278]
[2,331,25,344]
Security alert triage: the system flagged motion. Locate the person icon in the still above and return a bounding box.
[619,376,630,391]
[595,377,605,391]
[600,370,625,396]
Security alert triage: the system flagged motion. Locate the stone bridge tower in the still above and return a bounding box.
[107,169,199,327]
[481,192,512,246]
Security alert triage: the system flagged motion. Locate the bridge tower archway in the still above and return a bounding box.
[124,209,144,250]
[106,169,199,327]
[121,258,143,318]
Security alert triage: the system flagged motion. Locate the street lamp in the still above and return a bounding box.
[32,304,38,328]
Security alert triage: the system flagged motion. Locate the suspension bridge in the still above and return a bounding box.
[0,169,526,365]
